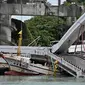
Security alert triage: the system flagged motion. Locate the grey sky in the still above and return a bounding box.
[48,0,66,5]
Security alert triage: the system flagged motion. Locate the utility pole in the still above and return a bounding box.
[58,0,61,24]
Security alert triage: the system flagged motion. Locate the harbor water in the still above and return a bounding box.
[0,75,85,85]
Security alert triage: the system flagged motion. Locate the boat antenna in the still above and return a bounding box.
[17,0,23,56]
[28,36,40,46]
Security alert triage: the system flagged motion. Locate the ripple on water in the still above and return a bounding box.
[0,75,85,85]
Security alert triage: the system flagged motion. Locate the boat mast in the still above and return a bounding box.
[17,0,22,56]
[17,30,22,56]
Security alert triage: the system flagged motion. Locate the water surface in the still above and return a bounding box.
[0,75,85,85]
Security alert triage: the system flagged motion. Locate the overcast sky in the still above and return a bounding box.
[12,0,66,21]
[48,0,66,5]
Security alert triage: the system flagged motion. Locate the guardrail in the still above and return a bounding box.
[48,53,83,77]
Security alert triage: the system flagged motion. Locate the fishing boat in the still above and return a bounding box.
[0,31,53,75]
[0,53,53,75]
[0,55,9,75]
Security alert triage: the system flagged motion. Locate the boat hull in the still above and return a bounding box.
[5,70,39,76]
[0,54,53,75]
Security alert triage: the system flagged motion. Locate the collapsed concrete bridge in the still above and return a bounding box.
[1,0,85,77]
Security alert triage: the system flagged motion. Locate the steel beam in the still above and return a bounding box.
[46,4,82,16]
[0,3,45,15]
[0,3,82,16]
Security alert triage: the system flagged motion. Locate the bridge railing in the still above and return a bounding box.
[47,52,82,77]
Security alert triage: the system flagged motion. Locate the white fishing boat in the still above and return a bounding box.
[0,53,53,75]
[0,31,53,75]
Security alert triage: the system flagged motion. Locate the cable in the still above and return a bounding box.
[81,25,85,52]
[74,25,81,53]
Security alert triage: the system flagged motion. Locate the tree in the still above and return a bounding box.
[66,0,85,4]
[25,16,68,46]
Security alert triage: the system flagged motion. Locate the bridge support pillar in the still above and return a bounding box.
[0,14,12,45]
